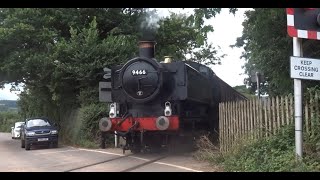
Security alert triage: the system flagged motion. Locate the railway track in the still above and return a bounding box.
[120,155,168,172]
[64,153,168,172]
[64,154,133,172]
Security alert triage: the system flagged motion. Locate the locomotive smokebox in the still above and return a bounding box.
[139,41,156,59]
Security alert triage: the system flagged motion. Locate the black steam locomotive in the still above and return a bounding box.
[99,41,246,153]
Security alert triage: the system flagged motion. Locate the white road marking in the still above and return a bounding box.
[154,162,203,172]
[36,149,81,155]
[129,156,149,161]
[78,148,124,156]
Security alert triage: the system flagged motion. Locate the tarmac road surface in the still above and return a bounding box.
[0,132,221,172]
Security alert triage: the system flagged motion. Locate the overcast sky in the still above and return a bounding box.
[0,8,249,101]
[206,8,248,86]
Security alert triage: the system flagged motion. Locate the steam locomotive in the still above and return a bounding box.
[99,41,247,153]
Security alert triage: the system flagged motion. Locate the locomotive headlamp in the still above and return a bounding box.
[156,116,170,130]
[109,103,117,118]
[99,117,112,132]
[164,101,172,116]
[164,56,173,63]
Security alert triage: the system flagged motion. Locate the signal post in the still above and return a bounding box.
[287,8,320,160]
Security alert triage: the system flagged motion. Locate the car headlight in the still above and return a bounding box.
[51,130,58,134]
[26,131,35,136]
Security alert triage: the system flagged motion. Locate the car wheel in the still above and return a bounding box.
[25,140,30,151]
[21,139,25,148]
[54,142,58,148]
[49,142,58,148]
[12,137,14,139]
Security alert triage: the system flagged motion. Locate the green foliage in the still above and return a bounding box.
[233,85,256,99]
[79,103,108,138]
[199,124,320,172]
[0,8,230,147]
[235,8,320,97]
[17,87,59,122]
[155,9,224,65]
[0,105,8,112]
[221,126,297,172]
[234,8,293,96]
[58,103,110,149]
[0,111,20,132]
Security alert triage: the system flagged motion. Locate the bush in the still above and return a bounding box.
[0,111,20,132]
[196,124,320,172]
[59,103,114,149]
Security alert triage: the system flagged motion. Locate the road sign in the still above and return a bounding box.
[287,8,320,39]
[290,56,320,80]
[285,8,320,161]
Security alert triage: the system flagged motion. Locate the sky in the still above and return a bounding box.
[0,8,249,101]
[206,9,248,86]
[156,8,249,87]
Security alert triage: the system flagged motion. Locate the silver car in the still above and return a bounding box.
[11,122,25,139]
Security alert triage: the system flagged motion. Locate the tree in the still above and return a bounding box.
[0,8,233,142]
[233,85,255,99]
[235,8,320,96]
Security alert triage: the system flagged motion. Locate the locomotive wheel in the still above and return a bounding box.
[129,135,142,153]
[148,143,162,153]
[130,145,141,153]
[166,134,196,154]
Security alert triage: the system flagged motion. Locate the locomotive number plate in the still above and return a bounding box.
[132,70,147,75]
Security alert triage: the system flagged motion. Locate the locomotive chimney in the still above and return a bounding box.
[139,41,156,59]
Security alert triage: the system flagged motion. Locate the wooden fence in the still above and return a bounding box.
[219,93,320,152]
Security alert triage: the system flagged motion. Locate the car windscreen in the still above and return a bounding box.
[26,119,51,127]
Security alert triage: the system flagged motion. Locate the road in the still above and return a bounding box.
[0,132,220,172]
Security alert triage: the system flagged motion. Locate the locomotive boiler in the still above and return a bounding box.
[99,41,246,153]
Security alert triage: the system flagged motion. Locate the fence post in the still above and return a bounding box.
[305,100,309,136]
[285,96,289,126]
[265,98,269,137]
[276,96,281,133]
[272,97,276,134]
[290,95,294,124]
[310,92,315,137]
[281,96,285,128]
